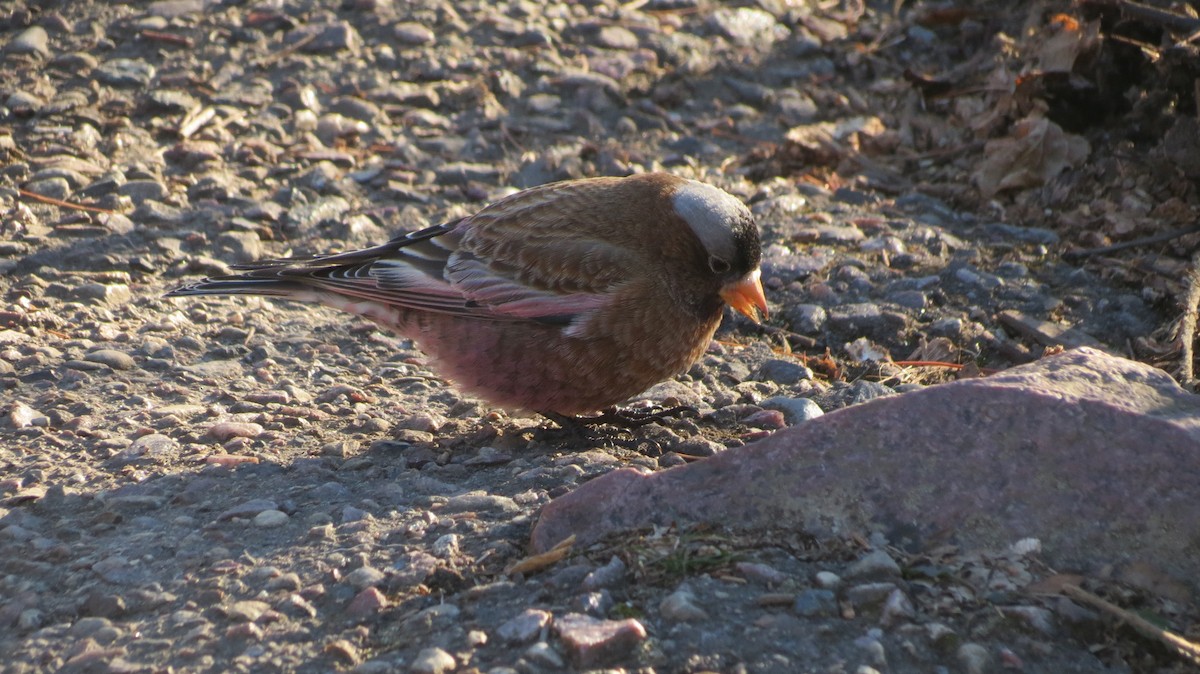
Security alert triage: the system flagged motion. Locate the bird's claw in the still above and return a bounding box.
[541,405,697,433]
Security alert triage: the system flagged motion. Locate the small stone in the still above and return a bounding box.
[793,588,837,617]
[814,571,842,589]
[82,591,127,618]
[523,642,565,669]
[755,358,812,385]
[660,588,709,622]
[208,421,264,441]
[580,556,626,590]
[596,25,638,50]
[75,283,133,306]
[442,492,519,513]
[95,58,156,87]
[879,588,915,626]
[302,21,361,54]
[344,566,386,591]
[23,177,71,200]
[346,587,388,618]
[957,642,991,674]
[409,647,455,674]
[9,26,50,56]
[254,510,289,528]
[394,22,435,46]
[554,613,647,668]
[218,498,277,521]
[266,572,302,592]
[110,433,177,465]
[844,549,901,580]
[432,533,459,558]
[84,349,136,370]
[496,608,552,645]
[9,402,46,428]
[785,304,827,333]
[118,179,169,204]
[17,608,45,630]
[735,561,789,585]
[760,396,823,425]
[223,600,270,622]
[846,582,898,610]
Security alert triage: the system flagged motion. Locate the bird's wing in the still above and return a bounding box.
[216,181,642,324]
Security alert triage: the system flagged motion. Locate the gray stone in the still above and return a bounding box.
[409,647,455,674]
[793,588,837,617]
[9,26,49,57]
[760,396,823,425]
[119,179,169,204]
[23,177,71,200]
[95,58,156,87]
[532,348,1200,592]
[785,304,827,333]
[84,349,136,370]
[755,358,811,385]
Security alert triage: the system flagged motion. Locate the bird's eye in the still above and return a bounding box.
[708,256,731,274]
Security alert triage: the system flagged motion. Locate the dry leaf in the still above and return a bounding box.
[973,115,1090,197]
[506,534,575,576]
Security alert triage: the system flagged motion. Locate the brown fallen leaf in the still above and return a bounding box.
[506,534,576,576]
[973,115,1090,197]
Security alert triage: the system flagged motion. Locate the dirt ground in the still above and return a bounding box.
[3,0,1200,672]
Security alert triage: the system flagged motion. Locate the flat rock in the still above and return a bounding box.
[532,348,1200,588]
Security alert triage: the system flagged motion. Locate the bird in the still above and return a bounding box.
[166,172,767,422]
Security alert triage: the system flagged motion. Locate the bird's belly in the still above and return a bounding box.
[321,295,720,416]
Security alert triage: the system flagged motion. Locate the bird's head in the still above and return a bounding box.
[671,180,768,323]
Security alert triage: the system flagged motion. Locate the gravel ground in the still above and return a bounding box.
[0,1,1191,673]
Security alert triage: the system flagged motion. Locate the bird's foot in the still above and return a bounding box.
[541,405,697,433]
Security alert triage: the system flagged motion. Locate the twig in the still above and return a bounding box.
[1062,584,1200,666]
[1180,251,1200,385]
[178,106,216,139]
[140,29,195,48]
[17,189,116,214]
[1116,0,1200,33]
[1063,223,1200,260]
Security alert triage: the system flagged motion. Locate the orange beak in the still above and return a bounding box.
[719,268,769,323]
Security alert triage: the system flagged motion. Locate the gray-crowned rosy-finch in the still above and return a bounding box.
[167,172,767,418]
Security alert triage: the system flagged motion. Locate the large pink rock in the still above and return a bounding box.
[532,348,1200,585]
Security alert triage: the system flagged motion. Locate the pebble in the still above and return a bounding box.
[10,26,50,56]
[755,358,812,385]
[95,58,156,87]
[346,587,388,618]
[957,642,991,674]
[409,647,455,674]
[253,510,289,528]
[218,498,278,521]
[394,22,436,46]
[207,422,264,441]
[23,177,71,200]
[760,396,824,425]
[735,561,789,585]
[118,179,169,204]
[785,304,828,333]
[75,283,133,306]
[793,588,838,617]
[580,556,626,590]
[660,587,709,622]
[523,641,565,669]
[497,608,551,645]
[344,566,386,590]
[845,550,902,580]
[553,614,647,668]
[84,349,136,370]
